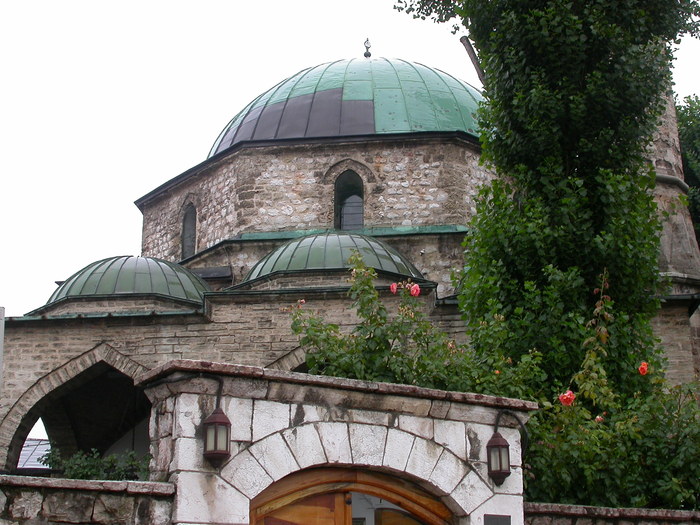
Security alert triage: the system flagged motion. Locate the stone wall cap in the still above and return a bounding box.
[0,474,175,496]
[138,359,538,412]
[525,502,700,521]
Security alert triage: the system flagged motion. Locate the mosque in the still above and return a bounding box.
[0,53,698,525]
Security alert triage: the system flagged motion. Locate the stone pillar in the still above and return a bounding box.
[651,95,700,382]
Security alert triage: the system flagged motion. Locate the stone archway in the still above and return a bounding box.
[0,343,148,470]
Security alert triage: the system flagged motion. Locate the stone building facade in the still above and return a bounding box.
[1,57,699,524]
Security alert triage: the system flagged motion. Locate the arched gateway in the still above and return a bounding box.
[140,360,536,525]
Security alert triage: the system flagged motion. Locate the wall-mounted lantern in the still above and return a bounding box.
[487,409,528,486]
[486,430,511,485]
[202,376,231,467]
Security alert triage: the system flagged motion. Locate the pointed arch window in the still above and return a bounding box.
[182,204,197,259]
[335,170,364,230]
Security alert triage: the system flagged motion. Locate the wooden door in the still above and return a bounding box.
[261,492,351,525]
[375,508,424,525]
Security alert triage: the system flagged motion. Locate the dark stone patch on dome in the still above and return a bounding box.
[306,88,343,137]
[340,99,375,135]
[208,58,482,157]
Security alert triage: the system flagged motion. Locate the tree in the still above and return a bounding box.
[292,0,700,508]
[392,0,700,508]
[397,0,699,396]
[676,95,700,239]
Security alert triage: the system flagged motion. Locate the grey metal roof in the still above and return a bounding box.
[209,58,483,157]
[244,232,423,281]
[46,256,210,306]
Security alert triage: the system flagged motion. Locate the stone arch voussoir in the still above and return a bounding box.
[0,342,148,470]
[323,159,377,185]
[221,421,472,519]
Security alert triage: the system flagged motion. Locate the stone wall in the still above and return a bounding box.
[0,290,463,468]
[0,475,173,524]
[141,360,537,525]
[138,137,488,264]
[525,502,699,525]
[651,303,699,384]
[185,231,466,297]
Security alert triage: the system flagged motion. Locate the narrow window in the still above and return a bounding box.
[334,171,364,230]
[181,204,196,259]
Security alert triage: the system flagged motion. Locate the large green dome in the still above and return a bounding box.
[209,58,482,157]
[46,256,210,305]
[245,233,423,282]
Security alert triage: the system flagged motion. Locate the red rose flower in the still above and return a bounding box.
[638,361,648,375]
[390,283,398,294]
[409,283,420,297]
[558,390,576,406]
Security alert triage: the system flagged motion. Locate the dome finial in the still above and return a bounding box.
[364,38,371,58]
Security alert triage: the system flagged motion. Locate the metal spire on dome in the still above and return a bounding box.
[364,38,371,58]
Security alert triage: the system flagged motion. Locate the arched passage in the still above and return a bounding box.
[0,344,148,471]
[250,468,453,525]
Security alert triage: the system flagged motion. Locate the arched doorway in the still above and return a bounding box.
[12,362,150,473]
[250,468,452,525]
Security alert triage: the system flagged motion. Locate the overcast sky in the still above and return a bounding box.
[1,1,699,318]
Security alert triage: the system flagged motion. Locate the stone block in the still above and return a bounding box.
[171,437,202,472]
[92,494,135,524]
[349,423,387,466]
[434,419,467,459]
[398,414,433,439]
[228,398,253,442]
[252,400,290,441]
[171,471,249,524]
[317,422,352,464]
[283,423,326,468]
[250,433,299,481]
[429,450,468,495]
[405,437,442,481]
[9,490,43,519]
[173,393,201,438]
[42,491,95,522]
[221,449,273,499]
[450,470,492,516]
[134,497,172,525]
[382,428,414,472]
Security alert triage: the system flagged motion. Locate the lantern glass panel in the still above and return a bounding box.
[206,425,216,452]
[216,424,228,451]
[499,446,509,469]
[489,447,501,470]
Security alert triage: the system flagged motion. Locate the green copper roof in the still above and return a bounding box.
[245,233,423,281]
[46,256,210,305]
[209,58,482,157]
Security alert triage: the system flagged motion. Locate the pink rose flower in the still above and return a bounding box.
[409,283,420,297]
[595,415,604,423]
[558,390,576,406]
[638,361,648,375]
[390,283,398,294]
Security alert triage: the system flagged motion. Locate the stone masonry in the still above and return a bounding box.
[141,360,537,525]
[0,475,173,525]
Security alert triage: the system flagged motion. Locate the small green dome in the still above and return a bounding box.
[209,58,482,157]
[245,233,423,281]
[47,256,210,305]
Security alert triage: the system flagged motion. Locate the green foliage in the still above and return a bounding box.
[392,0,700,511]
[40,446,150,481]
[291,253,544,399]
[677,95,700,187]
[292,256,700,509]
[527,384,700,510]
[677,95,700,239]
